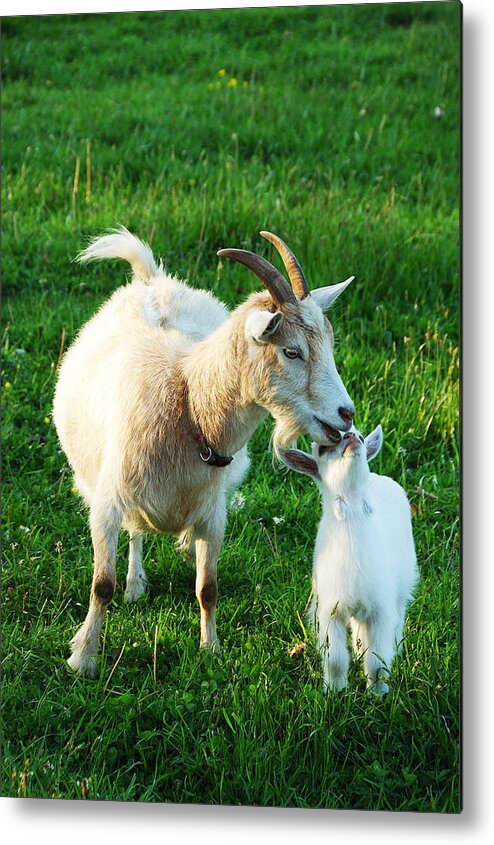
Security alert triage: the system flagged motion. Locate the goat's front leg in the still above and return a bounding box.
[194,514,225,653]
[68,495,122,678]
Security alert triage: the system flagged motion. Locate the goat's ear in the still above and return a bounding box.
[245,309,283,344]
[364,425,383,461]
[310,276,354,311]
[278,448,320,479]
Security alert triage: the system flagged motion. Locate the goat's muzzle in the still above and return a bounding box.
[342,431,362,455]
[315,417,342,444]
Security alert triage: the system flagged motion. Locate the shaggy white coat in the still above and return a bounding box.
[280,426,418,695]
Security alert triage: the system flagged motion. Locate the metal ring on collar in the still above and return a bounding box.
[200,446,213,463]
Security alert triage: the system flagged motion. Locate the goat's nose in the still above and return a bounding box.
[338,405,355,425]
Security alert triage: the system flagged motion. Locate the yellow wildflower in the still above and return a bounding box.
[217,68,226,77]
[227,77,238,88]
[4,382,11,389]
[44,416,50,424]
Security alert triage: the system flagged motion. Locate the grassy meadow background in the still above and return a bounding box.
[1,3,460,811]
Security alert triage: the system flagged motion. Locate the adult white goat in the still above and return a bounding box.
[280,425,418,695]
[53,227,355,677]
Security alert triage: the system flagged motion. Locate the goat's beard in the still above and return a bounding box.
[272,417,303,459]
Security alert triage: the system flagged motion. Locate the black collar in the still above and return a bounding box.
[193,433,234,468]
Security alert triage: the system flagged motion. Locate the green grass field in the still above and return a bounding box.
[1,3,460,811]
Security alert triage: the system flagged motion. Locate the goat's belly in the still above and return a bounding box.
[123,509,166,534]
[124,508,190,535]
[124,481,215,535]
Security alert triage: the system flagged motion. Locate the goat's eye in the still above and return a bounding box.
[282,348,300,360]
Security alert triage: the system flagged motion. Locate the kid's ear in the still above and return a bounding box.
[245,309,283,344]
[364,425,383,461]
[278,448,320,479]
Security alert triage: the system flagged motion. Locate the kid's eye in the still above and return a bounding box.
[282,348,301,360]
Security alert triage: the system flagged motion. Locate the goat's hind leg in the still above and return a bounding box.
[68,494,122,678]
[124,531,147,602]
[176,527,196,566]
[319,615,350,692]
[362,614,397,696]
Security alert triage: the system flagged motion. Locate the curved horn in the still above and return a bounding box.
[217,248,296,307]
[260,231,310,300]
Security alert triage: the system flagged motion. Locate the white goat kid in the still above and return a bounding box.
[53,228,356,678]
[280,425,418,695]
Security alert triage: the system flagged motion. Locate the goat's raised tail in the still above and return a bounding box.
[76,226,161,282]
